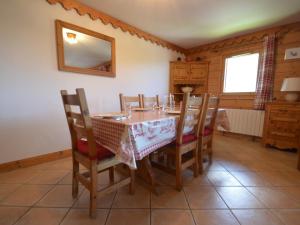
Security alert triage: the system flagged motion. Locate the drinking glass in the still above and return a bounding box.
[152,103,158,111]
[162,94,169,111]
[125,103,132,117]
[169,94,175,110]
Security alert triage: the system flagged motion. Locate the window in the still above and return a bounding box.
[223,53,260,93]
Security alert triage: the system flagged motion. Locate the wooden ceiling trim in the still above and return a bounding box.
[47,0,186,54]
[187,22,300,54]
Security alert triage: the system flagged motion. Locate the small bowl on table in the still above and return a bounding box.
[181,86,193,93]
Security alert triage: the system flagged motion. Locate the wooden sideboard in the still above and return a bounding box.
[262,102,300,169]
[169,61,209,102]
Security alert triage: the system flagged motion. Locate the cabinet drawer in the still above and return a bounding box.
[265,138,299,149]
[268,120,300,132]
[270,110,300,120]
[265,132,298,143]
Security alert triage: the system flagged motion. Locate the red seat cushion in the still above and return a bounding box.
[77,139,114,160]
[181,133,197,144]
[203,127,213,136]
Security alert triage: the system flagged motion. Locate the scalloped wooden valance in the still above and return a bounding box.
[187,22,300,54]
[46,0,186,54]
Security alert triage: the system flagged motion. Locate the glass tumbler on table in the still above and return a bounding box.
[125,103,132,117]
[169,94,175,110]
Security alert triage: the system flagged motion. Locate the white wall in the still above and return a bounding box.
[0,0,182,163]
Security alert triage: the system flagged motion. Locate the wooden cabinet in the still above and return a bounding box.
[262,102,300,170]
[169,61,209,102]
[172,62,189,80]
[189,62,208,81]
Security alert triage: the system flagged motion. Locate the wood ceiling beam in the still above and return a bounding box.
[47,0,187,55]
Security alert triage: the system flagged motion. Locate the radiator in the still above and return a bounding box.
[219,109,265,137]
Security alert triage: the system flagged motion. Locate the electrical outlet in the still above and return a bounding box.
[284,47,300,60]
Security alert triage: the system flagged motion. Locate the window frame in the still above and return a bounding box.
[220,50,261,97]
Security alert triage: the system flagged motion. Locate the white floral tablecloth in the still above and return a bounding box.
[91,110,229,169]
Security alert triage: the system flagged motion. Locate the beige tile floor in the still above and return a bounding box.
[0,135,300,225]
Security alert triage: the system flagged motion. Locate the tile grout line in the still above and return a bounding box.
[224,168,273,209]
[11,183,57,225]
[182,187,197,225]
[59,185,95,225]
[216,161,272,209]
[1,168,71,225]
[209,176,243,225]
[209,161,299,223]
[104,188,118,225]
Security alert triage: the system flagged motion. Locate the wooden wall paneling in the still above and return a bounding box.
[187,22,300,109]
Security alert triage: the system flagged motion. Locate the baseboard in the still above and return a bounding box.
[0,149,72,173]
[215,130,262,142]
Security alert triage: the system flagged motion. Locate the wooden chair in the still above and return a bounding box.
[61,89,134,218]
[140,94,160,108]
[165,93,207,190]
[119,93,142,111]
[198,95,220,173]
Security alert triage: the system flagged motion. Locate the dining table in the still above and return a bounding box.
[91,109,230,193]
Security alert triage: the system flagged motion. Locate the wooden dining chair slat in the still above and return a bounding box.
[61,88,135,218]
[140,94,160,108]
[198,95,220,173]
[67,112,84,120]
[119,93,143,111]
[186,109,200,116]
[72,123,88,138]
[62,94,80,105]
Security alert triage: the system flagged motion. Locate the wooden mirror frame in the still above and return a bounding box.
[55,20,116,77]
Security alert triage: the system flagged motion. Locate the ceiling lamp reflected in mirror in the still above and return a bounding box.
[66,32,77,44]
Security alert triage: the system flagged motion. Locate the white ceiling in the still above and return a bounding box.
[78,0,300,49]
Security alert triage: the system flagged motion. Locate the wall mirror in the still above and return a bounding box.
[55,20,116,77]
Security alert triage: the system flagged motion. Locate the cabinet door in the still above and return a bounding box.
[189,63,208,81]
[172,63,188,80]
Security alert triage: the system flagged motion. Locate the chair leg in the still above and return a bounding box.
[193,147,199,178]
[198,146,203,174]
[72,158,79,198]
[158,152,164,163]
[175,148,182,191]
[149,152,154,162]
[109,167,114,184]
[89,161,97,219]
[167,153,172,167]
[129,168,135,195]
[207,141,213,164]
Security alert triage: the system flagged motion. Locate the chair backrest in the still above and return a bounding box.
[61,88,97,159]
[140,94,160,108]
[119,93,142,111]
[176,93,208,145]
[198,95,220,136]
